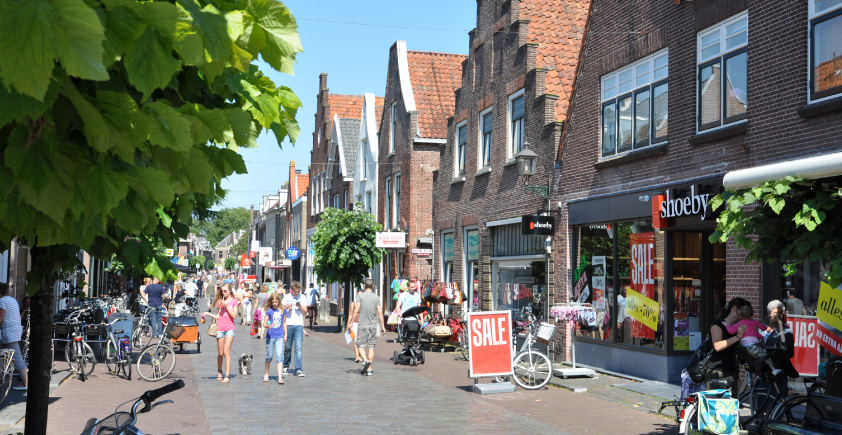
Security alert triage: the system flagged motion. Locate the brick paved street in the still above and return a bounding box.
[10,302,678,434]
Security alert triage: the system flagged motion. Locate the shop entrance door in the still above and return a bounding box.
[670,232,725,352]
[491,259,547,319]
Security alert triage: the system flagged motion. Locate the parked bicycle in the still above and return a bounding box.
[102,316,133,380]
[457,310,469,361]
[135,324,177,382]
[65,307,96,381]
[132,306,165,351]
[0,349,16,405]
[494,296,555,390]
[81,379,185,435]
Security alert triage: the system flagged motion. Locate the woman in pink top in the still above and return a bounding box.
[207,283,238,382]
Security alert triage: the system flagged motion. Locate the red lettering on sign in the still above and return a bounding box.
[790,317,819,376]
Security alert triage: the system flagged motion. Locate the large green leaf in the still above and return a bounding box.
[145,101,193,151]
[87,165,130,213]
[247,0,302,74]
[0,0,107,100]
[124,28,182,95]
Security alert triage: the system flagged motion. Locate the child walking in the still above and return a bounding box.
[262,293,288,384]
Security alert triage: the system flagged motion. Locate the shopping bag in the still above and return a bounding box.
[207,319,218,337]
[697,390,739,435]
[387,310,400,325]
[250,321,258,336]
[424,318,452,338]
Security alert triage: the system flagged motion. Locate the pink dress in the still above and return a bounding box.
[217,299,238,332]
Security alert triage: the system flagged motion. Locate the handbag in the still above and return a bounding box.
[424,317,452,338]
[207,318,218,337]
[687,334,713,383]
[697,389,739,435]
[387,309,400,325]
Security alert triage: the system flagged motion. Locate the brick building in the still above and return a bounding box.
[285,161,309,284]
[379,41,465,311]
[431,1,589,322]
[555,0,842,383]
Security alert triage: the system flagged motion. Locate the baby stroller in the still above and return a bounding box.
[393,306,426,366]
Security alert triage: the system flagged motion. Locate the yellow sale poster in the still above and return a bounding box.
[625,287,659,332]
[817,281,842,332]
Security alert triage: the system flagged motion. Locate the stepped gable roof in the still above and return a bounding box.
[337,118,361,177]
[520,0,591,121]
[406,51,466,139]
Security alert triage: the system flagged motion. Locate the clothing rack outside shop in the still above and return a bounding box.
[551,302,597,378]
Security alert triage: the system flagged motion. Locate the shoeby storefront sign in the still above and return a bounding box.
[468,311,513,378]
[651,184,717,229]
[522,214,555,236]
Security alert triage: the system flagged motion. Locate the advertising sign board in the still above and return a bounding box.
[468,311,513,378]
[376,232,406,248]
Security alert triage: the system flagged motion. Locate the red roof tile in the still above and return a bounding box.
[295,174,310,202]
[374,96,385,130]
[520,0,591,121]
[327,94,365,120]
[407,51,467,139]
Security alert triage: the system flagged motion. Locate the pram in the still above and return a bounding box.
[393,306,426,366]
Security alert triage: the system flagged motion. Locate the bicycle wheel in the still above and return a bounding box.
[681,406,697,435]
[0,370,12,406]
[743,390,779,428]
[65,342,96,376]
[458,329,469,360]
[122,349,132,380]
[104,341,118,374]
[511,350,552,390]
[136,344,176,381]
[808,380,826,395]
[766,394,809,427]
[132,324,153,350]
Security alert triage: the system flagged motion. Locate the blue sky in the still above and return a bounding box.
[219,1,477,209]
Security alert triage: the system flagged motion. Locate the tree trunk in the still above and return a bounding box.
[25,248,54,435]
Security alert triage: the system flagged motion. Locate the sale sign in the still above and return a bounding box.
[468,311,513,378]
[817,281,842,332]
[789,316,819,376]
[625,288,659,331]
[629,232,656,339]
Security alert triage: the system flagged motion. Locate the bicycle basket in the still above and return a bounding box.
[95,411,132,435]
[536,322,557,345]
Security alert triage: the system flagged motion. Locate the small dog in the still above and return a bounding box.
[238,354,253,376]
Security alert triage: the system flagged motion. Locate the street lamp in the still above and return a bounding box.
[514,142,548,198]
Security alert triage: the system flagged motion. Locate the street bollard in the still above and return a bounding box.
[337,312,345,332]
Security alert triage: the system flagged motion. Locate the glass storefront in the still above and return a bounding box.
[490,223,547,319]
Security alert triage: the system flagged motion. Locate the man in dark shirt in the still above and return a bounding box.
[196,277,204,298]
[141,276,165,338]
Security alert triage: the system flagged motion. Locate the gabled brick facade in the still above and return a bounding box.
[378,41,466,308]
[554,0,842,382]
[431,1,590,316]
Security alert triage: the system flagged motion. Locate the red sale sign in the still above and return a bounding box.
[630,232,656,340]
[468,311,513,378]
[790,316,819,376]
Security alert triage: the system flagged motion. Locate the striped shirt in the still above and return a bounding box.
[0,296,22,343]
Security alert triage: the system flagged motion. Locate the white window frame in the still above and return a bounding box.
[384,177,392,228]
[365,191,372,214]
[478,107,493,169]
[454,121,467,178]
[394,173,401,228]
[389,102,397,154]
[600,49,669,158]
[321,170,327,211]
[333,193,339,209]
[344,190,348,210]
[696,12,749,132]
[808,0,842,102]
[507,90,525,159]
[441,230,455,282]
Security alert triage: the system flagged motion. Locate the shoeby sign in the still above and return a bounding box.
[651,184,717,229]
[522,214,555,236]
[468,311,514,378]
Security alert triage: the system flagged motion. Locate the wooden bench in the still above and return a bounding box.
[766,394,842,435]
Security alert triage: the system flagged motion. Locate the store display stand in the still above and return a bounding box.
[473,377,516,395]
[554,321,596,378]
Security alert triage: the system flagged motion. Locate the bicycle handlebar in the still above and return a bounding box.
[141,379,184,408]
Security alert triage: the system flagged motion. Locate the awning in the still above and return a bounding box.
[723,151,842,190]
[416,237,433,245]
[267,259,292,269]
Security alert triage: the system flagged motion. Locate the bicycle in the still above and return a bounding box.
[0,349,16,405]
[103,316,133,380]
[494,298,555,390]
[81,379,185,435]
[132,306,165,351]
[65,307,96,381]
[457,316,469,361]
[135,324,177,382]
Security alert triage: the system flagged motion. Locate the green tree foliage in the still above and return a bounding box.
[312,203,384,291]
[189,255,206,269]
[0,0,303,431]
[231,234,249,257]
[205,257,216,270]
[224,256,238,271]
[709,176,842,287]
[193,207,251,246]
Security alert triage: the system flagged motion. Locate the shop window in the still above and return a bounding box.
[465,229,479,310]
[492,224,544,257]
[615,221,664,350]
[810,0,842,100]
[697,12,748,131]
[442,232,454,282]
[779,260,822,317]
[600,50,669,157]
[573,225,614,342]
[494,260,546,317]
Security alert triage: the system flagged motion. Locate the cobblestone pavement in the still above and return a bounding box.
[11,299,679,434]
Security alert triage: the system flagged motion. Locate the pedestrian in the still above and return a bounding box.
[282,281,309,377]
[707,297,748,394]
[0,283,27,391]
[349,279,385,376]
[184,278,198,299]
[207,283,237,383]
[236,281,247,323]
[196,276,204,299]
[141,276,165,338]
[347,288,364,363]
[306,282,320,328]
[242,283,254,326]
[262,293,287,384]
[255,284,271,339]
[395,278,422,342]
